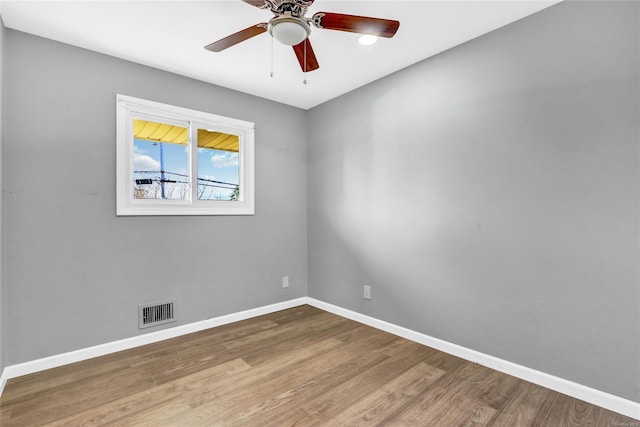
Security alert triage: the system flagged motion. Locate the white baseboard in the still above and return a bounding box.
[1,296,638,421]
[0,367,8,398]
[306,298,640,421]
[0,297,307,396]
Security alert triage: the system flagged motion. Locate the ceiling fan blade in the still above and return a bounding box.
[204,23,268,52]
[292,39,319,72]
[312,12,400,38]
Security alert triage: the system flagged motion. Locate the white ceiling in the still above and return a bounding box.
[0,0,560,109]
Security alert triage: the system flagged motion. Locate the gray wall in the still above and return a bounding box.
[3,30,307,365]
[0,14,5,373]
[308,1,639,402]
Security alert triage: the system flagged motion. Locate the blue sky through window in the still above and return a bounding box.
[197,147,239,200]
[133,139,239,200]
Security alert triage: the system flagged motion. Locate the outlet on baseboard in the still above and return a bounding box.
[282,276,289,288]
[364,285,371,300]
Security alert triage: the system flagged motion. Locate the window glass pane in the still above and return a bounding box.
[133,119,189,200]
[197,129,240,201]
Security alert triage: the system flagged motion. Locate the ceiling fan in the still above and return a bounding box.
[204,0,400,72]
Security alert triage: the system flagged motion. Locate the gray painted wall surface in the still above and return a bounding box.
[308,1,639,402]
[3,30,307,364]
[0,15,5,373]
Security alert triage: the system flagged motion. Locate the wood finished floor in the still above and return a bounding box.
[0,305,636,426]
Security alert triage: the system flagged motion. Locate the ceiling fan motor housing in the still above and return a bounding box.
[271,0,313,15]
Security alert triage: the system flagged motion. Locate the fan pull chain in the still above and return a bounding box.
[270,36,274,78]
[303,39,307,85]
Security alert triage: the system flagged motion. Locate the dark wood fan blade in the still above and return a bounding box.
[312,12,399,38]
[292,39,319,72]
[242,0,270,9]
[204,23,268,52]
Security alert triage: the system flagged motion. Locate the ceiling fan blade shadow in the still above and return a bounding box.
[292,39,319,72]
[205,23,268,52]
[313,12,399,38]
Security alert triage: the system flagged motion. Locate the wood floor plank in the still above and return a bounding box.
[301,338,435,423]
[380,361,496,426]
[107,359,253,427]
[537,392,629,427]
[244,331,400,427]
[240,317,364,367]
[487,379,558,426]
[262,408,322,427]
[221,311,346,351]
[135,336,346,426]
[322,361,446,426]
[3,366,156,426]
[215,346,392,426]
[160,326,401,425]
[0,305,636,426]
[260,305,326,325]
[0,317,278,409]
[42,358,251,427]
[393,395,496,427]
[472,369,522,410]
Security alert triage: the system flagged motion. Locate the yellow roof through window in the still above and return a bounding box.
[133,119,239,152]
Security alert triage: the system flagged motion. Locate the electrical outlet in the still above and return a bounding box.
[364,285,371,300]
[282,276,289,288]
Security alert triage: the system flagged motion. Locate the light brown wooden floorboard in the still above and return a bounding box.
[158,326,403,425]
[44,358,252,427]
[0,305,636,426]
[321,362,446,426]
[300,339,435,423]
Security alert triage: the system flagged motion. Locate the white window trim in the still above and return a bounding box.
[116,94,255,216]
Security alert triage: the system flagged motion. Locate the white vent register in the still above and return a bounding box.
[138,300,176,329]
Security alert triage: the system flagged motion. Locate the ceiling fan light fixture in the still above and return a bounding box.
[269,16,310,46]
[358,34,378,46]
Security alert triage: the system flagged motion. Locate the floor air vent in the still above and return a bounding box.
[138,300,176,329]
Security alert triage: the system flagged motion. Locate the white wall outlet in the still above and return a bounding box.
[282,276,289,288]
[364,285,371,300]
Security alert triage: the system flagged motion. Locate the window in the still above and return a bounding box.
[116,95,254,215]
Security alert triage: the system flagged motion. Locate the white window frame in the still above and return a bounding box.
[116,94,255,216]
